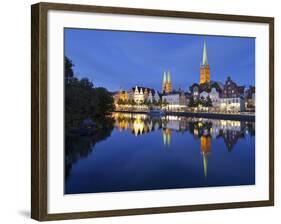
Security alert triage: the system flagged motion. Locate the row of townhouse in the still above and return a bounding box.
[190,76,255,112]
[113,77,255,112]
[113,86,161,105]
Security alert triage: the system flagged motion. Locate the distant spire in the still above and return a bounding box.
[163,71,167,83]
[202,40,208,66]
[167,70,171,83]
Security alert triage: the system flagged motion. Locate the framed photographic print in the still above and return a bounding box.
[31,2,274,221]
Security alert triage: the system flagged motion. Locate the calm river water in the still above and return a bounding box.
[65,112,255,194]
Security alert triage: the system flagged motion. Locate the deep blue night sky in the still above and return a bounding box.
[64,28,255,92]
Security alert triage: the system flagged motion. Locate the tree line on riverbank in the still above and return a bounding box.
[64,56,115,180]
[64,56,115,129]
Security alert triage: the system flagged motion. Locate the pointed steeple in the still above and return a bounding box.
[163,71,167,83]
[167,70,171,83]
[202,40,208,66]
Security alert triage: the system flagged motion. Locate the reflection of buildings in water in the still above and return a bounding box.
[245,121,255,136]
[131,117,154,136]
[218,130,245,151]
[112,113,254,181]
[132,118,144,136]
[154,120,160,130]
[112,113,253,150]
[201,135,211,152]
[162,116,189,132]
[215,120,245,151]
[148,121,153,132]
[116,119,129,131]
[163,128,171,147]
[191,119,247,151]
[114,113,191,135]
[200,135,211,178]
[165,119,180,131]
[113,113,152,136]
[188,118,212,139]
[194,128,199,137]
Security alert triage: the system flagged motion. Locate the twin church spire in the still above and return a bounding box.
[162,70,172,93]
[162,41,210,92]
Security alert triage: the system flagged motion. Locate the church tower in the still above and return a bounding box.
[200,41,211,84]
[162,71,167,93]
[166,70,172,93]
[162,70,172,93]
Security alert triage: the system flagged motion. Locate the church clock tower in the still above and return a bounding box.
[200,41,211,84]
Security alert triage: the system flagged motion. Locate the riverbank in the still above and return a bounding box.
[114,110,255,121]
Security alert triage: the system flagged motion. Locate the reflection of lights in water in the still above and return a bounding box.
[221,120,227,126]
[203,152,208,179]
[200,136,211,179]
[133,119,144,136]
[163,129,171,147]
[200,136,211,153]
[143,124,149,133]
[203,129,208,135]
[133,114,147,119]
[219,120,241,129]
[167,132,171,146]
[118,120,129,130]
[112,113,249,152]
[154,122,159,130]
[148,121,153,131]
[166,115,179,121]
[113,112,148,136]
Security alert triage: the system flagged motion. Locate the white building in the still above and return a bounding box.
[131,86,144,104]
[130,86,160,105]
[190,84,200,100]
[154,91,160,102]
[245,86,255,110]
[200,91,209,99]
[209,87,220,107]
[147,90,160,103]
[162,92,187,110]
[219,97,245,112]
[219,76,245,112]
[147,91,153,103]
[199,87,220,109]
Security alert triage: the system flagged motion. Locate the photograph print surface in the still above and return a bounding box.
[64,28,255,194]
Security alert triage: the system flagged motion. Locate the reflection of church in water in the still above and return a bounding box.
[112,113,255,178]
